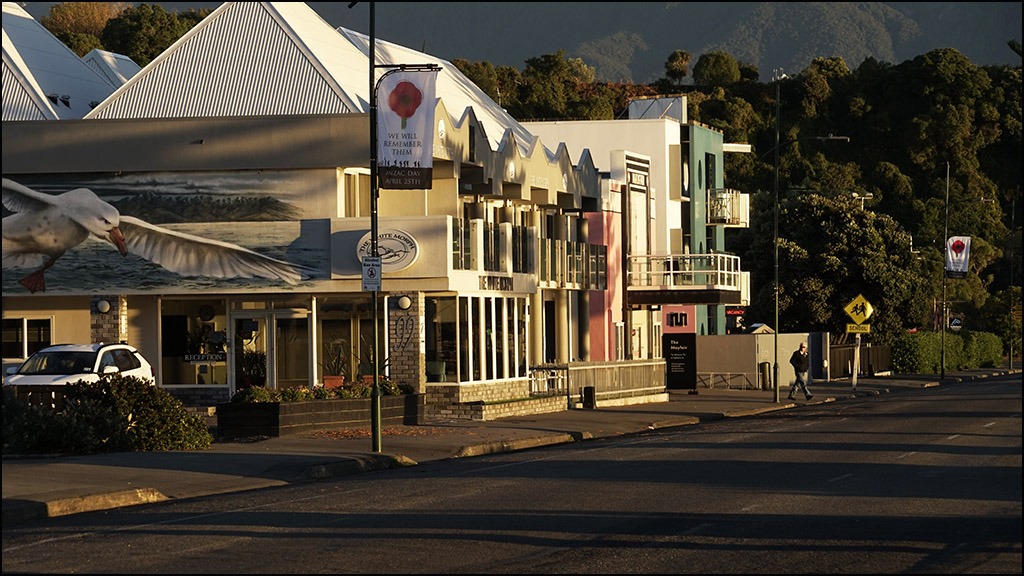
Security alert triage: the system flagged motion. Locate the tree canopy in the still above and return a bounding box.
[37,4,1022,351]
[456,43,1021,347]
[40,2,206,65]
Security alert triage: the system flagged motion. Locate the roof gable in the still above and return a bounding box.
[87,2,368,119]
[2,2,114,119]
[82,49,141,87]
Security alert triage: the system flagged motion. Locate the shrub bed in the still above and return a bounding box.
[3,375,212,455]
[892,330,1004,373]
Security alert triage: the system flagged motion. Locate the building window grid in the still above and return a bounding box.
[2,317,52,360]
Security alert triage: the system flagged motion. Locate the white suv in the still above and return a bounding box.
[3,343,155,386]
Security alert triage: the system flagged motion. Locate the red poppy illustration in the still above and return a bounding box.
[950,239,965,255]
[388,81,423,129]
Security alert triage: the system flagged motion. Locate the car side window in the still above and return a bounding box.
[118,350,140,371]
[99,351,117,370]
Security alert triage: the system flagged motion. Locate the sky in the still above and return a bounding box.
[19,2,1024,84]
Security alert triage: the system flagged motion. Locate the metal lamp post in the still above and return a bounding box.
[770,71,849,402]
[355,1,439,451]
[942,163,949,381]
[941,162,994,381]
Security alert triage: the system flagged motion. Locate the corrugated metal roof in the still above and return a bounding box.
[82,49,141,87]
[1,2,114,119]
[337,27,539,158]
[87,2,367,119]
[3,29,57,120]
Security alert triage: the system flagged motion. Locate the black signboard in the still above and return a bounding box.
[663,333,697,390]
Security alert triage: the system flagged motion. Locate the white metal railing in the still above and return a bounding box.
[628,253,744,290]
[707,188,750,228]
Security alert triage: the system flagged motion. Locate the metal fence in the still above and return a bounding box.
[531,359,666,407]
[6,385,66,411]
[829,344,891,378]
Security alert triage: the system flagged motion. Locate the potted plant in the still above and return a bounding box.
[238,349,266,389]
[320,345,348,389]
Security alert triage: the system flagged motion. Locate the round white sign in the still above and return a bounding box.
[356,229,420,272]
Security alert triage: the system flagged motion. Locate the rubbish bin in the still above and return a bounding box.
[758,362,771,391]
[582,386,596,409]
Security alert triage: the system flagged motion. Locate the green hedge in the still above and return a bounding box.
[892,330,1004,373]
[231,379,413,403]
[3,375,212,455]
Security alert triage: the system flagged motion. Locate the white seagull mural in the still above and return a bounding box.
[2,178,316,293]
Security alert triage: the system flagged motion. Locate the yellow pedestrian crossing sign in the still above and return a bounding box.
[844,294,873,325]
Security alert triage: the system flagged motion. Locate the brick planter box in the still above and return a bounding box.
[216,394,424,439]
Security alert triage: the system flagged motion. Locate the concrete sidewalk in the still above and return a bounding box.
[3,369,1018,525]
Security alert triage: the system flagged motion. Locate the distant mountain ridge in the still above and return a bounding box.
[568,2,1022,83]
[21,2,1023,83]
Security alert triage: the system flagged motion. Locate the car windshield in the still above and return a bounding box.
[18,351,96,375]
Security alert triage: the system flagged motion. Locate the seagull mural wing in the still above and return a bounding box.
[2,177,59,214]
[2,178,316,292]
[119,216,315,285]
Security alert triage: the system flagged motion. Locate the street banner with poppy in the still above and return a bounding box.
[377,70,438,190]
[945,235,971,278]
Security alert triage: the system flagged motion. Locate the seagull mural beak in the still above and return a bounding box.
[108,226,128,256]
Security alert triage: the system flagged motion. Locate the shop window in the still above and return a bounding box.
[425,297,457,382]
[517,298,528,377]
[160,300,227,385]
[459,297,471,381]
[505,299,515,379]
[2,318,51,360]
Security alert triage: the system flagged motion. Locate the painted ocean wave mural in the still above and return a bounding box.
[2,173,332,295]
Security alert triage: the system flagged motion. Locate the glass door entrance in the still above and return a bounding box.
[232,311,310,391]
[234,317,268,390]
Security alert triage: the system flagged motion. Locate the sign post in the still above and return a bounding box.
[844,294,874,391]
[363,0,440,452]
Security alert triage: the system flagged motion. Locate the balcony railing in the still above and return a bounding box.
[707,188,749,228]
[449,217,606,291]
[628,253,744,291]
[539,238,606,291]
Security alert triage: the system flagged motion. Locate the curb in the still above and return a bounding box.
[454,433,586,458]
[305,454,415,480]
[3,487,166,525]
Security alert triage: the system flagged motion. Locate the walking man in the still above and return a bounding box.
[788,341,813,401]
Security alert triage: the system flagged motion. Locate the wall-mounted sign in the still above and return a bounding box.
[356,229,419,272]
[184,353,226,364]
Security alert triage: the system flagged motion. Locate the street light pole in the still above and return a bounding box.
[368,1,382,452]
[942,162,949,381]
[769,71,848,402]
[773,71,781,403]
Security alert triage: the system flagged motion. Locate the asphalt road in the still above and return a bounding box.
[2,375,1020,574]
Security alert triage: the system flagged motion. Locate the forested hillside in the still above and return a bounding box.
[33,2,1023,355]
[454,45,1021,351]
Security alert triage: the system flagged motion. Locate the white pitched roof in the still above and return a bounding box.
[83,1,540,158]
[336,27,538,157]
[2,2,114,120]
[82,49,141,87]
[3,27,58,120]
[87,2,369,119]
